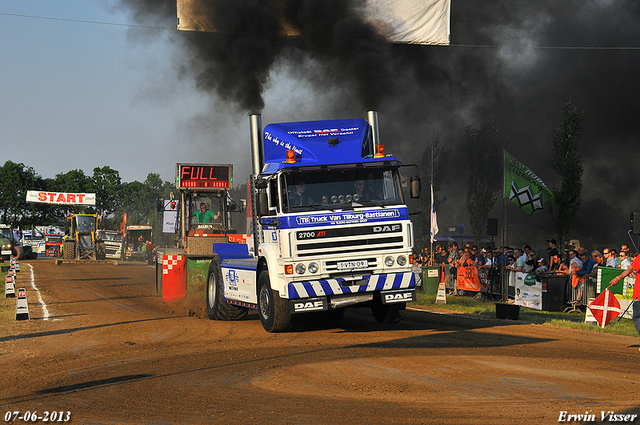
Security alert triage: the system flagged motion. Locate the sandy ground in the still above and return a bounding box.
[1,259,640,425]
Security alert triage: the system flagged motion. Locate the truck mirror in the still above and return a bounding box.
[257,191,269,216]
[410,176,421,199]
[240,199,247,212]
[255,178,268,190]
[156,197,164,212]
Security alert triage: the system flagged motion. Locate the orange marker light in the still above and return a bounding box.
[374,144,385,158]
[285,264,294,275]
[285,150,296,163]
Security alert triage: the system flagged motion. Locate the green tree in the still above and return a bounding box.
[0,161,41,224]
[549,101,585,250]
[464,120,502,245]
[117,174,172,244]
[90,166,122,217]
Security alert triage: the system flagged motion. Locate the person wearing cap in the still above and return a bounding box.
[193,203,219,223]
[536,258,548,274]
[547,238,559,259]
[547,238,562,271]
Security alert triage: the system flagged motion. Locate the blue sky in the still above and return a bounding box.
[0,1,272,184]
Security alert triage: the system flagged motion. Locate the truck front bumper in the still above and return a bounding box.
[287,271,414,300]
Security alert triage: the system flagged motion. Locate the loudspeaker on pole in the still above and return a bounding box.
[487,218,499,236]
[631,212,640,235]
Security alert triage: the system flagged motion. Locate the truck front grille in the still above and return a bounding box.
[294,223,404,259]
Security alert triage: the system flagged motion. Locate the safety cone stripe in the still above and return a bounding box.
[5,280,15,297]
[161,255,184,275]
[435,282,447,304]
[15,287,29,320]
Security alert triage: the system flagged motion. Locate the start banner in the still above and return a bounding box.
[26,191,96,206]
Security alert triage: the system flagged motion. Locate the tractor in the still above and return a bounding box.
[62,213,106,260]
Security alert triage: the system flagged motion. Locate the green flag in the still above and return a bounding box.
[504,150,554,215]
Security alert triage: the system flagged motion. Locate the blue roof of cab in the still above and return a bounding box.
[261,118,395,174]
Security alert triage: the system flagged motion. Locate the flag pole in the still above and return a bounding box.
[501,149,508,302]
[430,128,434,265]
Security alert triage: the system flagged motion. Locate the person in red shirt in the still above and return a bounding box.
[608,255,640,339]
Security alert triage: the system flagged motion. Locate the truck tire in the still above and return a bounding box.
[63,241,75,260]
[371,297,405,324]
[257,269,291,333]
[96,241,106,260]
[206,256,248,321]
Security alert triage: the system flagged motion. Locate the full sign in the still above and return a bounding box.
[175,163,233,190]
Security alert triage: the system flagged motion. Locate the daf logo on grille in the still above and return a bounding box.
[373,224,401,233]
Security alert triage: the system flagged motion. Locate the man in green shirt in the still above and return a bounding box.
[193,203,219,223]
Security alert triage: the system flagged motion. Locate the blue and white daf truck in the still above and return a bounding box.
[203,111,421,332]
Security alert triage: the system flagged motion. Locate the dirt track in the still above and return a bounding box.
[1,259,640,425]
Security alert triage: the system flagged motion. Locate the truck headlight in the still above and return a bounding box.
[308,262,319,274]
[397,255,407,266]
[295,263,306,274]
[385,256,395,267]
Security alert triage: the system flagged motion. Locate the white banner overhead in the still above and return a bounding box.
[176,0,451,46]
[26,191,96,206]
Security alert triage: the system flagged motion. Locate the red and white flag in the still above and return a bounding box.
[588,289,621,328]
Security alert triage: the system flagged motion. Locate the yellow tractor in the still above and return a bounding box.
[62,213,106,260]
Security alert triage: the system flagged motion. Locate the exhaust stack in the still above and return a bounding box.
[250,114,263,176]
[249,114,264,255]
[367,110,380,150]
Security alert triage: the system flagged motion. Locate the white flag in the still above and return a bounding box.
[430,185,438,243]
[177,0,451,46]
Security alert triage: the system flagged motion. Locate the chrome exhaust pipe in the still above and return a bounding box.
[367,110,380,150]
[250,114,263,175]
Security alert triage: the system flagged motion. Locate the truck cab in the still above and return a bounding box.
[97,230,124,260]
[201,113,420,332]
[0,225,13,261]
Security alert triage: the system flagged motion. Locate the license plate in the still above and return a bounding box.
[337,260,368,270]
[1,250,10,255]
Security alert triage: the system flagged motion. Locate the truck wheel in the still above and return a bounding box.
[96,242,106,260]
[14,246,24,260]
[206,257,247,321]
[257,270,291,333]
[371,298,405,324]
[63,241,75,260]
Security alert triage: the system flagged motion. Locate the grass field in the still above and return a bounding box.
[414,291,639,338]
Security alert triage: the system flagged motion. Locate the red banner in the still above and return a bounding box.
[457,266,482,292]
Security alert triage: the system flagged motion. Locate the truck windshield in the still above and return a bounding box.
[0,228,11,239]
[283,167,404,212]
[75,216,95,233]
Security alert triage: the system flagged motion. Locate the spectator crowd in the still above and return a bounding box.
[413,240,636,302]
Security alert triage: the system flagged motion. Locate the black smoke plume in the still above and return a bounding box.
[119,0,640,251]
